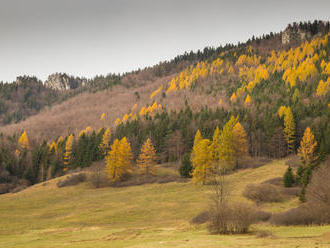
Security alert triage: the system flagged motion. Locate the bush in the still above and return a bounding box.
[271,159,330,226]
[270,205,314,225]
[57,173,86,188]
[191,211,209,224]
[179,153,192,178]
[88,167,108,188]
[254,210,272,222]
[254,230,274,238]
[243,183,283,203]
[283,166,295,187]
[208,202,256,234]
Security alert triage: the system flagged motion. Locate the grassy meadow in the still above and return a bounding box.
[1,159,330,248]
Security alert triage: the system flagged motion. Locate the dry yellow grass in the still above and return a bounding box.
[0,159,329,247]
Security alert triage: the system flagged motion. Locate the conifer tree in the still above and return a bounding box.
[283,107,296,153]
[232,122,249,168]
[210,126,221,163]
[64,134,74,167]
[218,116,238,169]
[137,138,158,175]
[99,128,111,155]
[179,153,192,178]
[18,131,30,150]
[244,94,252,106]
[191,138,212,183]
[283,166,295,187]
[105,137,133,182]
[298,127,318,168]
[191,129,202,162]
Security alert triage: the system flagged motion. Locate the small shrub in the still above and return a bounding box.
[255,230,274,238]
[179,153,192,178]
[57,173,86,188]
[271,159,330,225]
[283,166,295,187]
[191,211,209,224]
[280,186,300,197]
[208,202,256,234]
[254,210,272,222]
[0,183,13,194]
[88,167,108,188]
[270,205,314,225]
[243,183,283,203]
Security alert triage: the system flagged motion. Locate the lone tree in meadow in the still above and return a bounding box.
[105,137,133,182]
[137,138,158,176]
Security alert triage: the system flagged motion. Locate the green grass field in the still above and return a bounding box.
[1,159,330,248]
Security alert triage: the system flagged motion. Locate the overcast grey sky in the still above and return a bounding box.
[0,0,329,82]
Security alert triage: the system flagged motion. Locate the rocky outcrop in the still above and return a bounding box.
[281,26,311,45]
[45,73,87,91]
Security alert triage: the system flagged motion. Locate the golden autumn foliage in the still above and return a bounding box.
[105,137,133,182]
[281,106,296,153]
[191,137,212,184]
[217,116,238,168]
[100,113,106,120]
[79,126,92,137]
[230,92,237,102]
[316,79,329,96]
[137,138,158,175]
[18,131,30,150]
[49,141,57,153]
[64,134,74,166]
[244,94,252,106]
[298,127,318,168]
[150,85,163,99]
[139,102,162,117]
[99,128,111,155]
[232,122,249,168]
[115,118,122,126]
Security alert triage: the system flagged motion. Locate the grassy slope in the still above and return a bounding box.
[1,160,330,248]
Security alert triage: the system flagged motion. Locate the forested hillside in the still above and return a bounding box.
[0,21,329,195]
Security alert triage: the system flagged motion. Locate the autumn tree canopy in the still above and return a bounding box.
[137,138,158,175]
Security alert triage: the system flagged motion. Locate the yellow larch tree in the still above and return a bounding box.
[232,122,249,168]
[191,138,212,184]
[218,116,238,169]
[105,137,133,182]
[99,128,111,155]
[230,92,237,102]
[64,134,74,166]
[283,107,296,153]
[210,126,221,165]
[297,127,318,168]
[115,118,122,126]
[137,138,158,175]
[18,131,30,150]
[316,79,329,97]
[244,94,252,106]
[49,141,57,153]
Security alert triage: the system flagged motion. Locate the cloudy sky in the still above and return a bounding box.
[0,0,329,82]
